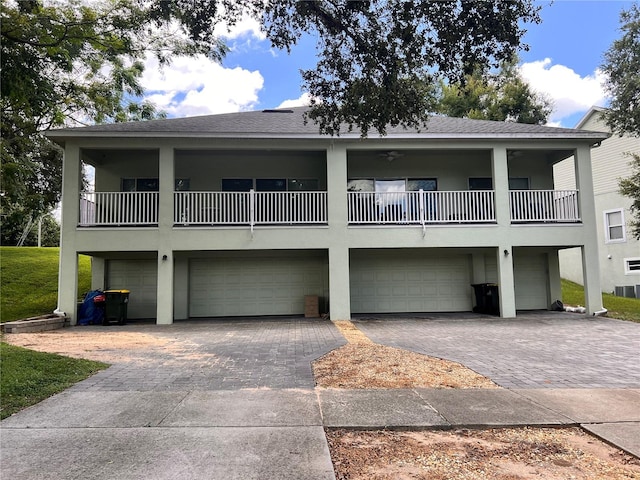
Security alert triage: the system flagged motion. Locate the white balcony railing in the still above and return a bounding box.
[348,190,496,224]
[78,189,580,227]
[174,191,328,226]
[510,190,580,223]
[79,192,158,226]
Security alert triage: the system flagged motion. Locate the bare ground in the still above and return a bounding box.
[327,427,640,480]
[4,320,638,478]
[313,320,498,389]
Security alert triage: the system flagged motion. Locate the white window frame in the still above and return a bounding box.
[603,208,626,243]
[624,257,640,275]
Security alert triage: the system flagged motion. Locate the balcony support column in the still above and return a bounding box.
[492,146,516,317]
[496,246,517,318]
[492,146,510,226]
[547,251,562,303]
[91,257,106,290]
[57,142,81,324]
[156,145,174,324]
[329,246,351,320]
[574,145,603,314]
[326,144,351,319]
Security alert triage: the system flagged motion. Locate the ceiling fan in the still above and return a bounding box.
[378,150,405,162]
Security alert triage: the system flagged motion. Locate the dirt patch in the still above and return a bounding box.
[313,320,498,389]
[2,330,218,366]
[327,427,640,480]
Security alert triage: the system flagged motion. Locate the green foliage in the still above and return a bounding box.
[261,0,541,136]
[1,214,60,247]
[0,342,108,419]
[0,0,227,243]
[0,247,91,322]
[561,278,640,323]
[618,153,640,240]
[602,4,640,137]
[435,60,552,124]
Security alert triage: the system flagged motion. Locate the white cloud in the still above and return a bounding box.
[277,93,313,109]
[213,14,265,41]
[519,58,608,123]
[140,54,264,117]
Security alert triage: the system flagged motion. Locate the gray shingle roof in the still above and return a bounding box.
[45,106,609,141]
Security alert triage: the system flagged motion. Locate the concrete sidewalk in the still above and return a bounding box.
[2,387,639,479]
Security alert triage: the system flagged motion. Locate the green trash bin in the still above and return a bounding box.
[103,289,130,325]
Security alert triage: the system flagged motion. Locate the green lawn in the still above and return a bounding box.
[0,342,108,419]
[0,247,91,322]
[562,278,640,323]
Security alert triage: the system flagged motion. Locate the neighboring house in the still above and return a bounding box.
[555,107,640,297]
[47,107,608,325]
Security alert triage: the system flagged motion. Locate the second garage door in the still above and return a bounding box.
[350,250,472,313]
[189,256,327,317]
[485,252,549,310]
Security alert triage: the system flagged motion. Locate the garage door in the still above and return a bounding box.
[107,260,157,319]
[485,253,549,310]
[350,250,472,313]
[514,254,549,310]
[189,256,326,317]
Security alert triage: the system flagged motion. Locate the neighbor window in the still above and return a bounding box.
[624,258,640,275]
[604,209,626,243]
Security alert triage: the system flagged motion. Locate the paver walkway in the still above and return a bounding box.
[354,312,640,388]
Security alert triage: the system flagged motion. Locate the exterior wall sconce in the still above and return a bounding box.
[162,255,168,261]
[503,249,510,256]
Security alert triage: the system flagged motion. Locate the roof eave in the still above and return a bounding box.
[44,130,610,143]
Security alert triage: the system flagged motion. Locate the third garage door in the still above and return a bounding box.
[189,255,326,317]
[350,250,472,313]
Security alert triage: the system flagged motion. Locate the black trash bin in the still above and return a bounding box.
[471,283,499,316]
[103,289,130,325]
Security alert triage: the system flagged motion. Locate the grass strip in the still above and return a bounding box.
[0,342,108,419]
[562,278,640,323]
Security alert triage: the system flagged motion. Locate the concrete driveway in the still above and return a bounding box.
[2,313,639,479]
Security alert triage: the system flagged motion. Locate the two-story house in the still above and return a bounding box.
[555,107,640,298]
[47,107,608,324]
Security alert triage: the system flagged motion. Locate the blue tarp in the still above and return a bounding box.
[78,290,104,325]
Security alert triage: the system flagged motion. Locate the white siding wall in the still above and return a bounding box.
[555,109,640,292]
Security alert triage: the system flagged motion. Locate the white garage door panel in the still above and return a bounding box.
[350,253,472,313]
[514,254,549,310]
[107,260,157,319]
[485,253,548,310]
[189,257,325,317]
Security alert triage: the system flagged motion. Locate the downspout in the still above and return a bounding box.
[593,307,608,316]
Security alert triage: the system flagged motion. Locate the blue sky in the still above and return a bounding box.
[140,0,636,128]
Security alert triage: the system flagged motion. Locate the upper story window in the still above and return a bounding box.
[604,208,626,243]
[122,178,189,192]
[468,177,530,190]
[347,178,437,192]
[222,178,319,192]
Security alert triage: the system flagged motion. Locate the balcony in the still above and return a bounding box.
[348,191,496,224]
[80,192,158,226]
[78,189,580,228]
[510,190,580,223]
[174,191,328,226]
